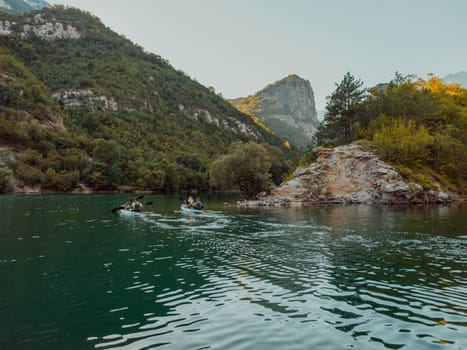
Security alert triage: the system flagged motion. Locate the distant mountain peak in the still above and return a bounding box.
[230,74,319,148]
[443,71,467,87]
[257,74,306,94]
[23,0,48,9]
[0,0,48,13]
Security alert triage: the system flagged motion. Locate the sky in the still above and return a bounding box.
[46,0,467,110]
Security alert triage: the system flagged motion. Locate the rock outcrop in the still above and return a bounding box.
[52,89,118,111]
[0,19,13,34]
[178,104,263,139]
[1,12,80,41]
[240,144,458,206]
[230,75,319,148]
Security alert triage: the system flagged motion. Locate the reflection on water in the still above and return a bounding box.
[0,195,465,350]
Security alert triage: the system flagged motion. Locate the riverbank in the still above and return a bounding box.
[239,144,463,207]
[8,183,156,195]
[4,144,464,205]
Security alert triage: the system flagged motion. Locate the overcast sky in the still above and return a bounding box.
[47,0,467,110]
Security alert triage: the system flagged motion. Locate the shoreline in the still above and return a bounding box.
[237,197,466,207]
[2,190,465,206]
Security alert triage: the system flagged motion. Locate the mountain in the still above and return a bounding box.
[0,6,285,193]
[22,0,48,10]
[0,0,48,13]
[443,71,467,87]
[229,75,319,149]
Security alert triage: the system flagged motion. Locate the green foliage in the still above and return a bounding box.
[370,117,434,165]
[142,169,165,191]
[263,143,289,186]
[15,162,44,185]
[0,166,14,193]
[43,168,79,191]
[0,7,290,193]
[18,148,43,167]
[176,154,206,172]
[0,48,61,121]
[315,72,366,146]
[88,170,106,190]
[209,142,287,198]
[311,72,467,194]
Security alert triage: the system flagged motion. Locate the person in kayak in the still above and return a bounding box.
[124,198,133,210]
[131,197,143,211]
[193,197,203,210]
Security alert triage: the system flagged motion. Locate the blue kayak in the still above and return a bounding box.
[117,208,142,216]
[180,204,203,214]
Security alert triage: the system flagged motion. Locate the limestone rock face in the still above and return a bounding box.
[0,13,80,41]
[240,144,457,206]
[52,89,118,111]
[22,13,80,40]
[230,75,319,147]
[0,19,13,34]
[177,105,263,139]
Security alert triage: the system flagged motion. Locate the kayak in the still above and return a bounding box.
[180,204,203,214]
[117,208,142,216]
[111,196,147,216]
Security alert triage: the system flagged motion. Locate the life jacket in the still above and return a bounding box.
[132,201,143,211]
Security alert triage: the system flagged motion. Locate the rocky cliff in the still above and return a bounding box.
[240,144,458,206]
[0,0,49,14]
[230,75,319,148]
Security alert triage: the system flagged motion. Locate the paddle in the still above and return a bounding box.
[111,206,125,212]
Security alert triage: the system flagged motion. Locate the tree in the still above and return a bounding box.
[209,142,273,198]
[0,167,14,193]
[360,76,467,193]
[142,169,165,191]
[370,117,434,165]
[88,170,106,190]
[90,139,122,189]
[15,163,44,186]
[316,72,366,145]
[263,144,289,185]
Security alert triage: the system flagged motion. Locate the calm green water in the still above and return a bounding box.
[0,194,466,350]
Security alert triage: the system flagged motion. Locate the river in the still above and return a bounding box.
[0,194,465,349]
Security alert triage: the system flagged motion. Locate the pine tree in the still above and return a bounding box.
[316,72,366,145]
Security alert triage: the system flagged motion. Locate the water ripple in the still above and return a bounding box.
[2,196,466,349]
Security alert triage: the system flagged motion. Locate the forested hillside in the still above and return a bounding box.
[314,72,467,195]
[0,6,287,193]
